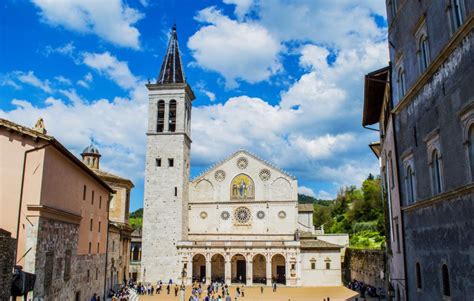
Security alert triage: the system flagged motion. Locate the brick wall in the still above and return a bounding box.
[0,229,15,300]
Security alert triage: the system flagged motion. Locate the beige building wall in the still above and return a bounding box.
[300,249,342,286]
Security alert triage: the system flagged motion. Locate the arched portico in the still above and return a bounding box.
[272,254,286,285]
[192,254,206,282]
[231,254,246,283]
[211,254,225,282]
[252,254,266,284]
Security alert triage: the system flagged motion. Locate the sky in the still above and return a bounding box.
[0,0,388,211]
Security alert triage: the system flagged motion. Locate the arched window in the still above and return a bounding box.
[397,67,406,99]
[230,174,255,200]
[468,125,474,180]
[442,264,450,297]
[431,150,443,194]
[168,100,177,132]
[157,100,165,132]
[416,262,422,290]
[132,247,140,261]
[406,166,415,204]
[418,35,430,72]
[448,0,464,33]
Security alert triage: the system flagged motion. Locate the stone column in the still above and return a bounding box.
[206,259,211,284]
[225,260,231,285]
[285,257,290,286]
[246,258,253,286]
[266,256,272,286]
[186,256,193,285]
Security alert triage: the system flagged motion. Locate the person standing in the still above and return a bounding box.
[273,281,277,292]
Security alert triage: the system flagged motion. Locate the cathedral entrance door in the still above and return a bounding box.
[236,260,246,283]
[276,266,286,284]
[200,266,206,282]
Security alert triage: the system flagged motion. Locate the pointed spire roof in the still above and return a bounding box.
[157,25,186,84]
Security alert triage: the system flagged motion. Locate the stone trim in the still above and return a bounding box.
[27,205,82,225]
[402,182,474,212]
[393,15,473,114]
[188,200,296,205]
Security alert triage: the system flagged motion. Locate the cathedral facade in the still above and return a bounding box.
[141,26,347,287]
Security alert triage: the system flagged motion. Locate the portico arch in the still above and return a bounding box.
[271,254,286,285]
[252,254,266,284]
[211,253,225,282]
[231,254,246,283]
[192,254,206,282]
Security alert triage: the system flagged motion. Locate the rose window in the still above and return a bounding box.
[257,210,265,219]
[236,157,248,169]
[278,211,287,219]
[221,211,230,220]
[234,207,251,224]
[200,211,208,219]
[214,170,226,182]
[259,169,271,181]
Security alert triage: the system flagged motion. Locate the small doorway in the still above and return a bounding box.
[200,266,206,282]
[231,254,246,283]
[237,260,246,282]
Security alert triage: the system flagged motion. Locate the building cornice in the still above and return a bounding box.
[26,204,82,225]
[393,14,473,114]
[402,182,474,212]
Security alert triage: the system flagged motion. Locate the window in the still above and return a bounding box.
[174,187,178,196]
[169,100,177,132]
[98,221,101,233]
[99,196,102,209]
[418,35,430,73]
[91,190,95,205]
[90,219,93,231]
[431,150,443,194]
[83,185,87,200]
[87,269,90,282]
[406,166,416,204]
[64,250,71,280]
[168,158,174,167]
[132,247,140,261]
[468,126,474,180]
[97,242,100,253]
[448,0,465,33]
[157,100,165,132]
[310,260,316,270]
[96,268,99,280]
[397,67,406,99]
[112,241,115,252]
[395,220,401,253]
[88,242,92,254]
[442,264,451,297]
[390,156,395,189]
[44,252,54,290]
[390,0,398,20]
[326,262,331,269]
[416,262,422,290]
[156,158,162,167]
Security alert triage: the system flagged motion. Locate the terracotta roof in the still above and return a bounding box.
[298,203,314,212]
[300,239,343,249]
[157,25,185,84]
[109,221,134,234]
[0,118,114,193]
[92,168,134,188]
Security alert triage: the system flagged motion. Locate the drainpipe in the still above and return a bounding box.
[104,193,112,299]
[389,61,409,301]
[16,142,51,264]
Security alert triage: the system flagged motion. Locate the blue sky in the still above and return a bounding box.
[0,0,388,211]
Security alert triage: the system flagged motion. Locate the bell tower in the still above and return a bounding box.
[141,25,195,282]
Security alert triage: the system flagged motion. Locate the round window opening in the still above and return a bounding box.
[278,211,287,219]
[221,211,230,220]
[259,169,271,181]
[234,207,251,224]
[214,170,226,182]
[257,210,265,219]
[236,157,248,169]
[200,211,208,219]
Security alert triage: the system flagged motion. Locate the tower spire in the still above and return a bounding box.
[157,25,185,84]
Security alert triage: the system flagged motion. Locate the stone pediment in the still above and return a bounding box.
[190,150,297,203]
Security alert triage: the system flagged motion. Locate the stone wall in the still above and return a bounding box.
[0,229,15,300]
[343,248,385,289]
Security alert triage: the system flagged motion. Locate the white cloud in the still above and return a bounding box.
[316,190,334,200]
[44,42,76,57]
[188,7,281,87]
[223,0,254,20]
[204,90,216,101]
[83,52,138,90]
[55,75,72,85]
[298,186,315,197]
[16,71,53,93]
[77,72,93,89]
[0,78,21,90]
[291,133,356,160]
[31,0,143,49]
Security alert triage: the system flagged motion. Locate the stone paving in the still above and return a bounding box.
[138,285,358,301]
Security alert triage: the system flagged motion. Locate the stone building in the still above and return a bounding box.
[0,118,113,300]
[363,66,406,300]
[141,26,349,287]
[364,1,474,300]
[0,229,15,300]
[81,145,134,292]
[129,228,142,282]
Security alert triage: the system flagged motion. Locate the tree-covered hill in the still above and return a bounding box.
[129,208,143,230]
